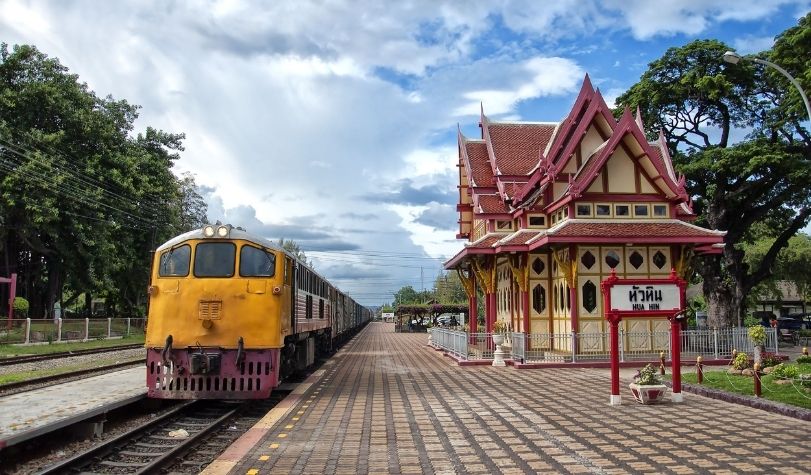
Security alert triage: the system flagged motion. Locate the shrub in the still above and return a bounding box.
[770,363,800,380]
[796,355,811,364]
[748,325,767,346]
[732,352,751,370]
[760,352,783,368]
[634,363,662,385]
[12,297,29,318]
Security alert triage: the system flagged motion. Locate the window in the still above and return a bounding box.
[576,203,592,217]
[615,204,630,216]
[240,245,276,277]
[595,204,611,217]
[653,204,668,217]
[194,242,236,277]
[528,215,546,227]
[159,245,191,277]
[496,220,512,231]
[633,204,649,217]
[319,299,324,319]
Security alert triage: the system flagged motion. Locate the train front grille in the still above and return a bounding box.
[147,348,279,399]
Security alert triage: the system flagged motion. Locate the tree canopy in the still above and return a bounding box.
[0,43,206,317]
[616,16,811,327]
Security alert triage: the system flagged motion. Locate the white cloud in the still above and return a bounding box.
[453,57,584,116]
[1,0,806,303]
[733,35,776,54]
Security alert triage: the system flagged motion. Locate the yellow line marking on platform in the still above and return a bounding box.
[246,469,259,475]
[259,455,270,461]
[269,443,279,449]
[278,433,287,438]
[285,424,294,429]
[292,417,299,421]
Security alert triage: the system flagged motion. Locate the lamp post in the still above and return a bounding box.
[723,50,811,124]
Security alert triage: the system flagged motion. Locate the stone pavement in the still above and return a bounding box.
[218,322,810,474]
[0,366,145,449]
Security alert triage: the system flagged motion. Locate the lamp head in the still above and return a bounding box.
[722,51,742,65]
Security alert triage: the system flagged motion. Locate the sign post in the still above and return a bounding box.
[601,269,686,405]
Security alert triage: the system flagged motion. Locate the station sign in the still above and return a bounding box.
[608,283,680,312]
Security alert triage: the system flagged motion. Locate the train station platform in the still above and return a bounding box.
[206,322,811,474]
[0,367,144,449]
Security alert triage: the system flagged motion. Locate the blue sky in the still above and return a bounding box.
[1,0,809,305]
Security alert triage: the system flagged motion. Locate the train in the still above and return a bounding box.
[145,223,371,399]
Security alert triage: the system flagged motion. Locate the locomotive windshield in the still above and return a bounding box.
[158,244,190,277]
[240,245,276,277]
[194,242,236,277]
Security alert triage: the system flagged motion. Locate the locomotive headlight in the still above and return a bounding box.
[203,225,216,237]
[216,225,229,237]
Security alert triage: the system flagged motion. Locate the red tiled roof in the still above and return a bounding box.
[466,234,507,249]
[477,194,510,214]
[487,123,556,176]
[547,220,725,239]
[465,141,493,187]
[497,230,544,246]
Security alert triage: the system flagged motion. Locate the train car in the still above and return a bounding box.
[145,223,370,399]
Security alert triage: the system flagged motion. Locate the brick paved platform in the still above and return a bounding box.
[209,322,811,474]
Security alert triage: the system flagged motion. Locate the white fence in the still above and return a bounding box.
[430,327,779,363]
[0,318,147,345]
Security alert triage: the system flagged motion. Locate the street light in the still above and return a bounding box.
[723,50,811,124]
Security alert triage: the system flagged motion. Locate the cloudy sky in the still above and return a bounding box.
[1,0,809,305]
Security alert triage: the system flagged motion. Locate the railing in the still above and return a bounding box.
[0,318,147,345]
[432,327,779,363]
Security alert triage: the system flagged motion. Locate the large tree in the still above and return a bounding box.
[0,43,205,317]
[616,19,811,327]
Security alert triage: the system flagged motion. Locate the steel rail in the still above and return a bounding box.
[34,400,199,475]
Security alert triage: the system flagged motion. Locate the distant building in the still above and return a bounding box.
[754,281,810,317]
[444,76,726,353]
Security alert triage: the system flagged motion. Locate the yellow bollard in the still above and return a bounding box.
[659,351,666,375]
[696,356,703,384]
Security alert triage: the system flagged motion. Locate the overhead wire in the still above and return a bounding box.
[0,139,165,228]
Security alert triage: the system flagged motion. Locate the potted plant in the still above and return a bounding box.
[749,325,767,366]
[629,363,668,404]
[492,320,508,346]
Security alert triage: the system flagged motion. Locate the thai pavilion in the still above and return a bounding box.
[444,75,726,355]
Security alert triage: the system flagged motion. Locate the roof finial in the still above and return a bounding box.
[635,106,644,130]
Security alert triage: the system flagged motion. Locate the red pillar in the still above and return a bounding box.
[486,292,496,333]
[469,278,478,333]
[670,317,683,402]
[608,315,621,405]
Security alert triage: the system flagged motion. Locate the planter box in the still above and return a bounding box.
[629,383,668,404]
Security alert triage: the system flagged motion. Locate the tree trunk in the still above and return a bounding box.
[46,259,62,320]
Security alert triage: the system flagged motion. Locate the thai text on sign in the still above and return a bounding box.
[608,284,680,312]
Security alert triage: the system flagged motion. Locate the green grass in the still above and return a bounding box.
[0,334,145,357]
[0,354,144,385]
[680,362,811,410]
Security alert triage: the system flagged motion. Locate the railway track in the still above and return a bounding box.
[0,343,144,366]
[37,392,289,474]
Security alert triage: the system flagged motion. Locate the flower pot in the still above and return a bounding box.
[628,383,668,404]
[492,333,505,346]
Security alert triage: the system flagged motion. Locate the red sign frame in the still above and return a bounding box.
[600,269,687,405]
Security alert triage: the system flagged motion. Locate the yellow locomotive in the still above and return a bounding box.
[145,224,370,399]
